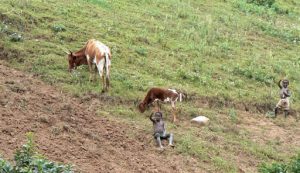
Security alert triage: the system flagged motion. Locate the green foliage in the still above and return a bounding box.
[135,47,147,56]
[0,158,14,173]
[259,162,287,173]
[234,0,289,16]
[85,0,110,9]
[0,133,74,173]
[228,108,238,123]
[247,0,275,7]
[0,0,299,171]
[52,24,66,33]
[9,33,23,42]
[233,62,275,85]
[290,154,300,173]
[259,153,300,173]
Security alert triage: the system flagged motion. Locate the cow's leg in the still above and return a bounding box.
[86,55,93,82]
[104,54,111,92]
[105,65,110,92]
[96,58,106,93]
[93,64,98,81]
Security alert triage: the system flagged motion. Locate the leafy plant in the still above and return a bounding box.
[259,153,300,173]
[10,33,23,42]
[0,133,74,173]
[228,108,238,123]
[52,24,66,33]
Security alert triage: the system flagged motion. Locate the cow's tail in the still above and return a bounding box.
[104,52,110,89]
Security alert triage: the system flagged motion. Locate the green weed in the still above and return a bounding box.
[0,133,74,173]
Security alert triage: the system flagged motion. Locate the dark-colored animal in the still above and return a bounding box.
[66,39,112,92]
[138,87,184,122]
[67,53,87,72]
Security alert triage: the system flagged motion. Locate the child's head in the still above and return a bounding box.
[282,79,289,88]
[153,111,163,122]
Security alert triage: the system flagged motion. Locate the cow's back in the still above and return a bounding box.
[85,39,110,64]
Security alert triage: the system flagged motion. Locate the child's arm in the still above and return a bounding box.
[284,89,291,97]
[149,113,155,122]
[278,80,282,89]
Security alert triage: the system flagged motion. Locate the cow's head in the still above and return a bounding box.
[66,51,76,72]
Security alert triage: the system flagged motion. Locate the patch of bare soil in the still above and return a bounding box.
[238,111,300,153]
[0,61,202,173]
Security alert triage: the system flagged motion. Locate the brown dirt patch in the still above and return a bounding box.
[0,61,202,173]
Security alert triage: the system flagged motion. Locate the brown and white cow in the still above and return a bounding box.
[66,39,112,92]
[138,87,184,122]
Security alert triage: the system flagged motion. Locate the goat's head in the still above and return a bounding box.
[138,102,147,113]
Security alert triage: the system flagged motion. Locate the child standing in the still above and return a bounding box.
[275,79,291,118]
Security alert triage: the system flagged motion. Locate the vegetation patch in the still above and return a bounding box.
[0,133,74,173]
[258,153,300,173]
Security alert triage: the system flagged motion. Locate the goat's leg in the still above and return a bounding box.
[156,101,161,112]
[171,101,177,122]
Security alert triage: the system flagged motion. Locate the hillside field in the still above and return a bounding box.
[0,0,300,172]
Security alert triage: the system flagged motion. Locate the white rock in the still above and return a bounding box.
[191,116,209,126]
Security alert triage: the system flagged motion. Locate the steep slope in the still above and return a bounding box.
[0,61,202,173]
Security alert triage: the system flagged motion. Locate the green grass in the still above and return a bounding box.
[0,0,300,172]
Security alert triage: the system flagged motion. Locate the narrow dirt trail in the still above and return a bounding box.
[0,61,202,173]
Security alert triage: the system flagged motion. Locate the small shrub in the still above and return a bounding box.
[52,24,66,32]
[290,154,300,173]
[228,108,238,123]
[0,24,9,34]
[0,132,74,173]
[135,47,147,56]
[259,162,287,173]
[0,158,14,172]
[258,153,300,173]
[247,0,275,7]
[10,33,23,42]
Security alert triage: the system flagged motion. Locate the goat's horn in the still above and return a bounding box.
[63,50,70,54]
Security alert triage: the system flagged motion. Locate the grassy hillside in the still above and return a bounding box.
[0,0,299,172]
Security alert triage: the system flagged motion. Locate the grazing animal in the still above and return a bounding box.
[138,87,184,122]
[66,39,112,92]
[67,53,87,72]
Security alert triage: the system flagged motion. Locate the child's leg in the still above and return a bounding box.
[161,132,174,146]
[275,99,283,117]
[154,133,163,148]
[168,133,174,146]
[284,110,289,118]
[284,99,290,118]
[274,107,279,117]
